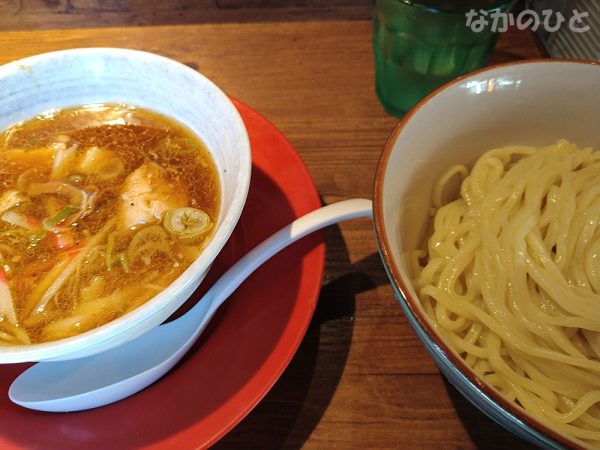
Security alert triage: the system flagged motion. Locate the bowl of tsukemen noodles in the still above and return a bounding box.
[374,60,600,448]
[0,48,251,363]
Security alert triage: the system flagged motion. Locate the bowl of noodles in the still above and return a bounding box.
[374,59,600,448]
[0,48,251,362]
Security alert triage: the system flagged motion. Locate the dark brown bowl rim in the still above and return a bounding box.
[373,58,600,449]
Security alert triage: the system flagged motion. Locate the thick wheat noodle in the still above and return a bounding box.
[413,140,600,447]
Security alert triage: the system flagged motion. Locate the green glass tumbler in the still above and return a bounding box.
[372,0,517,117]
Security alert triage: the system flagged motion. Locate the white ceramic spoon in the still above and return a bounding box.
[9,198,372,412]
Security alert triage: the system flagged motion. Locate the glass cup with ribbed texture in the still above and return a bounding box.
[372,0,517,116]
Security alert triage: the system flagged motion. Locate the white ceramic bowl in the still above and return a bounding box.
[374,60,600,449]
[0,48,251,362]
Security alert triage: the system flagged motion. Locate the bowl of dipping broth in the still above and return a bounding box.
[374,60,600,449]
[0,48,251,362]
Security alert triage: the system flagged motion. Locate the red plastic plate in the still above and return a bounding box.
[0,99,326,449]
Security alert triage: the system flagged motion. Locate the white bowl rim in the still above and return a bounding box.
[0,47,252,362]
[373,58,600,450]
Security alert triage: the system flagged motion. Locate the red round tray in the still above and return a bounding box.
[0,99,326,449]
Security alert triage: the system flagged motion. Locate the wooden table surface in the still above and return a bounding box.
[0,20,545,449]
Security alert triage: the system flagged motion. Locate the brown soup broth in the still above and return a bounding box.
[0,104,220,344]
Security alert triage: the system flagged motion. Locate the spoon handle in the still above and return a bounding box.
[191,198,373,323]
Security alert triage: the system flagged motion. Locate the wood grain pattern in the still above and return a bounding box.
[0,0,372,31]
[0,21,545,448]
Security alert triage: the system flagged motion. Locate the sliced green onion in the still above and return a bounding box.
[163,207,211,240]
[117,253,130,273]
[29,206,78,247]
[127,225,170,262]
[29,229,48,247]
[43,206,78,231]
[105,232,116,269]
